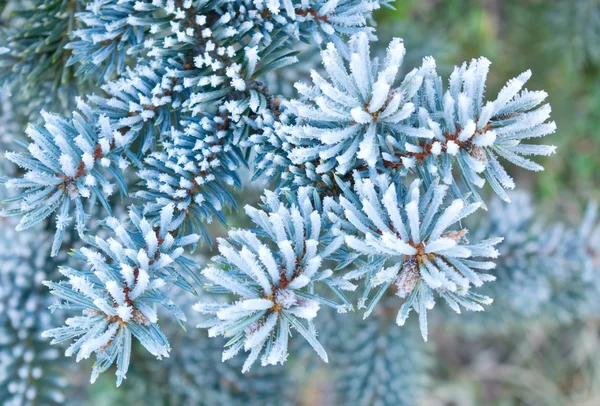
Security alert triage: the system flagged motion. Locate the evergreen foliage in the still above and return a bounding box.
[463,193,600,328]
[42,206,199,385]
[0,222,68,405]
[1,0,590,404]
[323,307,431,406]
[326,174,501,340]
[120,293,295,405]
[0,0,85,115]
[0,194,70,405]
[194,186,351,371]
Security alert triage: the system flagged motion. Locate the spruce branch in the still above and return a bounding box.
[42,205,199,385]
[326,173,502,340]
[0,0,86,114]
[194,186,352,372]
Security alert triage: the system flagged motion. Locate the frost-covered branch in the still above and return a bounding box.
[326,174,501,340]
[42,206,199,385]
[194,186,351,371]
[0,0,568,395]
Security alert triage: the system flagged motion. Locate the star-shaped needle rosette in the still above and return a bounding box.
[283,31,432,175]
[327,174,502,340]
[194,187,352,372]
